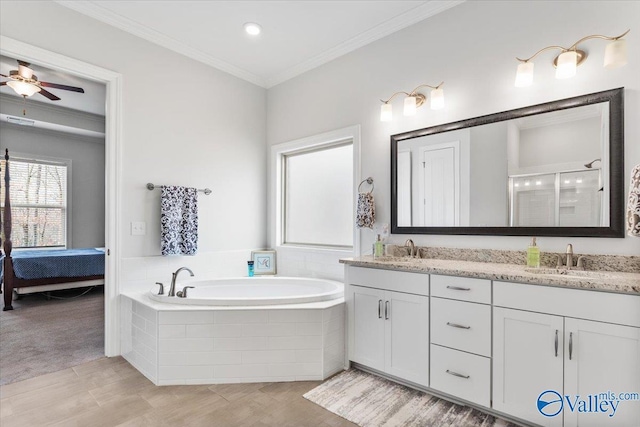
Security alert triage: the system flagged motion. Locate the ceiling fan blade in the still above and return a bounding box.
[0,82,6,86]
[38,88,61,101]
[0,73,7,78]
[40,81,85,93]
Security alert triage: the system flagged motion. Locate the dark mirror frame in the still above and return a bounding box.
[391,87,624,238]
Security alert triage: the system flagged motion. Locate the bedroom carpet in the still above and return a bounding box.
[0,286,104,385]
[304,369,522,427]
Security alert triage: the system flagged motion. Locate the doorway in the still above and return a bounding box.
[1,35,122,357]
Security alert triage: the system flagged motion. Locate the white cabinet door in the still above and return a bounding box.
[384,291,429,386]
[350,285,385,371]
[564,318,640,427]
[493,307,564,427]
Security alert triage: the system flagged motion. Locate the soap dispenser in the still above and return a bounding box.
[374,234,384,258]
[527,237,540,268]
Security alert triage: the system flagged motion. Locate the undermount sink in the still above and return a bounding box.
[524,268,610,279]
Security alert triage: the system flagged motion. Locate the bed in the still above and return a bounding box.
[1,149,105,311]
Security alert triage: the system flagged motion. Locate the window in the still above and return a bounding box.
[272,125,360,251]
[1,156,69,248]
[284,142,353,247]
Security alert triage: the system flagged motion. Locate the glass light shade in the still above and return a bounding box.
[430,88,444,109]
[603,39,627,69]
[556,51,577,79]
[403,96,417,116]
[514,62,534,87]
[380,103,392,122]
[17,64,33,79]
[7,80,41,97]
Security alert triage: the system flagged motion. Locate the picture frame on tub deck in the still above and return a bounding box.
[251,250,277,275]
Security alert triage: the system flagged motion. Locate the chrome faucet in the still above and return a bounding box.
[404,239,416,258]
[168,267,194,297]
[565,244,574,269]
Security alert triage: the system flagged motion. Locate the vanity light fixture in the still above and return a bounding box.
[515,29,630,87]
[380,82,444,122]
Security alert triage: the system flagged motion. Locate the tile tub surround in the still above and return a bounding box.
[120,293,345,386]
[341,256,640,295]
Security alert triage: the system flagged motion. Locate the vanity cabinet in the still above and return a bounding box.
[347,267,429,387]
[494,281,640,427]
[493,308,564,427]
[345,264,640,427]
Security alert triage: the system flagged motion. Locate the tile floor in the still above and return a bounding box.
[0,357,356,427]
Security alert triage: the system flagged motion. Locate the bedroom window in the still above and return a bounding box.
[1,157,69,248]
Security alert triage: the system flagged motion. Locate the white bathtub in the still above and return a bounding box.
[148,276,344,306]
[121,277,346,386]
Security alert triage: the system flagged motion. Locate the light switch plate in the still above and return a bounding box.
[131,221,146,236]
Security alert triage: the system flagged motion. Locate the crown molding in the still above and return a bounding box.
[55,0,267,88]
[264,0,465,88]
[55,1,464,89]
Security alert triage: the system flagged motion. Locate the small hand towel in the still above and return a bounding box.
[627,163,640,237]
[160,186,198,255]
[356,192,375,229]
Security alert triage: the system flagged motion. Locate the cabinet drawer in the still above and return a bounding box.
[430,344,490,407]
[347,266,429,296]
[431,298,491,357]
[431,275,491,304]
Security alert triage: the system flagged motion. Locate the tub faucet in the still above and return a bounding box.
[404,239,416,258]
[168,267,194,297]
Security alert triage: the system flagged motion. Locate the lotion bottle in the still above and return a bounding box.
[527,237,540,268]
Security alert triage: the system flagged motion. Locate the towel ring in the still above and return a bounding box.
[358,177,374,193]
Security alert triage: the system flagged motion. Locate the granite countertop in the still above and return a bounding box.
[340,256,640,295]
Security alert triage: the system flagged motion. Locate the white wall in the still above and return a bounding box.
[0,124,105,248]
[469,122,508,226]
[518,117,601,171]
[267,0,640,256]
[0,1,268,270]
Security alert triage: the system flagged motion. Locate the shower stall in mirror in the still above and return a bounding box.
[510,169,603,227]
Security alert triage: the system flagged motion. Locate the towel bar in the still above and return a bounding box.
[146,183,212,195]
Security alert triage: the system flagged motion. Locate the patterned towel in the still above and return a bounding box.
[161,186,198,255]
[627,164,640,237]
[356,192,375,229]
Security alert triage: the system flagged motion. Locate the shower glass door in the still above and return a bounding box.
[558,170,601,226]
[510,169,601,227]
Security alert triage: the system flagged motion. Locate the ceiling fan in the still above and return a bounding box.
[0,60,84,101]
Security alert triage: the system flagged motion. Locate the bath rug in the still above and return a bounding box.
[304,368,521,427]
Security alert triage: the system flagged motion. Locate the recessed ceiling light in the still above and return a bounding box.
[244,22,262,36]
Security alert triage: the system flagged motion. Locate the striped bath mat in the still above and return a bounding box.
[304,369,521,427]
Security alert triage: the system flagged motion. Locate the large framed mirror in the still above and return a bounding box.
[391,88,624,237]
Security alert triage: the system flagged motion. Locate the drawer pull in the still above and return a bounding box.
[554,329,559,357]
[446,369,470,379]
[385,301,390,320]
[446,285,471,291]
[378,300,383,319]
[446,322,471,330]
